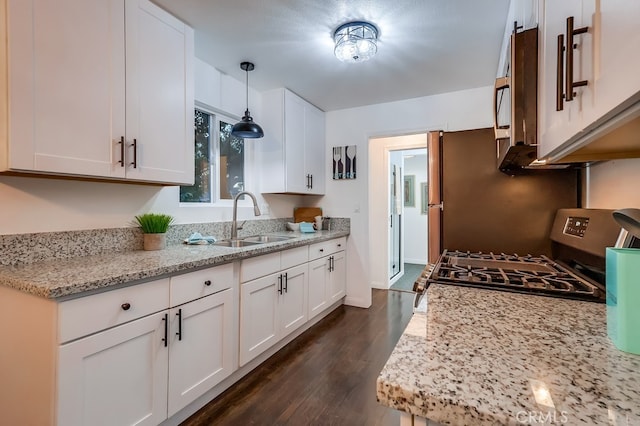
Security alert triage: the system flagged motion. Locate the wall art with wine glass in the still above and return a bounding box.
[332,145,357,179]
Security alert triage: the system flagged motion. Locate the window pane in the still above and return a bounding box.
[180,110,212,202]
[219,120,245,199]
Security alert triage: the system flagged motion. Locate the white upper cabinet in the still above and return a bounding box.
[124,0,194,184]
[3,0,194,185]
[260,88,326,195]
[538,0,640,160]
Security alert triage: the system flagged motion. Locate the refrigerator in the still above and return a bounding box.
[427,128,580,264]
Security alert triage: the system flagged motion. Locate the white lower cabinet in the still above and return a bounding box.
[58,311,169,426]
[328,250,346,303]
[239,262,308,366]
[167,288,235,417]
[308,238,347,320]
[56,263,237,425]
[308,257,330,320]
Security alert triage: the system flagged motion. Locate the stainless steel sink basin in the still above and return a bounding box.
[242,235,295,243]
[212,239,263,248]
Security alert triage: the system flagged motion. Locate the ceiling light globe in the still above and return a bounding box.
[333,21,378,63]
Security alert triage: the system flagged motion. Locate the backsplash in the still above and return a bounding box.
[0,218,350,266]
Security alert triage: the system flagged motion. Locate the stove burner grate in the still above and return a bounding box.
[430,250,604,302]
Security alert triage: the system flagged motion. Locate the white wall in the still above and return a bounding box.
[0,59,305,235]
[403,154,428,264]
[586,158,640,208]
[323,86,494,308]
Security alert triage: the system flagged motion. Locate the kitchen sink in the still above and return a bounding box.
[212,239,263,248]
[242,235,295,243]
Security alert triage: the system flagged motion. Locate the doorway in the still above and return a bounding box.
[368,133,428,291]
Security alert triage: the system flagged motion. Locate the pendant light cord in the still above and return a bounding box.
[245,68,249,113]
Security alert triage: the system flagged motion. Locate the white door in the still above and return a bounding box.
[308,257,329,320]
[283,91,307,193]
[8,0,126,177]
[240,274,279,366]
[168,288,235,417]
[124,0,194,184]
[304,104,326,194]
[328,251,347,303]
[57,311,168,426]
[279,264,308,338]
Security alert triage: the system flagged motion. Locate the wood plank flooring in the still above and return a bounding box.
[182,289,415,426]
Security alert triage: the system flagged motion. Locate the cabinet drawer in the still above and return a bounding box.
[170,263,234,307]
[58,278,170,343]
[281,246,308,270]
[241,252,281,283]
[309,237,347,261]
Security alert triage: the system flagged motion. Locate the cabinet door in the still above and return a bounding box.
[308,257,329,320]
[279,264,308,338]
[7,0,126,177]
[538,0,595,158]
[124,0,194,184]
[329,251,347,303]
[589,2,640,123]
[240,274,279,366]
[58,311,168,426]
[168,288,235,416]
[305,103,326,194]
[283,90,307,193]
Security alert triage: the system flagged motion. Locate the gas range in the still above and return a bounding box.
[429,250,605,302]
[419,209,625,304]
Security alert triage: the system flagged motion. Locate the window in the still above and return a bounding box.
[180,108,246,204]
[218,119,245,199]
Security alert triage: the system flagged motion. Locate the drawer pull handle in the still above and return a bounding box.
[319,249,324,252]
[337,244,342,247]
[204,280,212,286]
[121,303,131,311]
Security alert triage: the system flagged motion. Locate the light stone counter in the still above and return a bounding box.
[0,230,348,299]
[377,284,640,425]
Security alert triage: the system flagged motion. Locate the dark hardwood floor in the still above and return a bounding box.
[182,289,415,426]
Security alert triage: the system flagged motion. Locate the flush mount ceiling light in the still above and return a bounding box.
[231,61,264,139]
[333,21,378,63]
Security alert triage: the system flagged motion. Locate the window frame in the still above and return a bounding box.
[179,105,255,208]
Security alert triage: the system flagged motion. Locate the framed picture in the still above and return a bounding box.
[404,175,415,207]
[420,182,428,214]
[332,145,357,179]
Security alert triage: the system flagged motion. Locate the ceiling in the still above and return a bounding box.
[152,0,511,112]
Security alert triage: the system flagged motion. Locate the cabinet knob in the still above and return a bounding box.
[319,249,324,252]
[337,244,342,247]
[121,303,131,311]
[204,280,212,286]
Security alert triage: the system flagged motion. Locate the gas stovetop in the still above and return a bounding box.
[428,250,605,302]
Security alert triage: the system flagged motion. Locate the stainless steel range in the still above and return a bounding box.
[416,209,631,305]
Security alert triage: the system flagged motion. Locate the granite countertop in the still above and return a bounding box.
[0,230,348,300]
[377,284,640,425]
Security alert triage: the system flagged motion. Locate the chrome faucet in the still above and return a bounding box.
[231,191,261,240]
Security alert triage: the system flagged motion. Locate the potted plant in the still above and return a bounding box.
[134,213,175,251]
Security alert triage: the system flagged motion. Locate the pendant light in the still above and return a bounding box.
[231,62,264,139]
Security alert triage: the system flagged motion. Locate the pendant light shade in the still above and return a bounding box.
[231,62,264,139]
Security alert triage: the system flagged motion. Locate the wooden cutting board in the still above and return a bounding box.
[294,207,322,223]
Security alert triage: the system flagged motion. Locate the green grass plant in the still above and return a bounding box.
[134,213,175,234]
